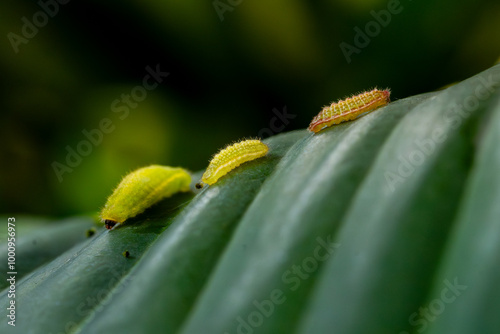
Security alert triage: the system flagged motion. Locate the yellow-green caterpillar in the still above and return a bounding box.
[196,139,269,189]
[100,165,191,229]
[308,88,390,133]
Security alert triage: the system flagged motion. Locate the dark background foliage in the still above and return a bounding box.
[1,0,499,217]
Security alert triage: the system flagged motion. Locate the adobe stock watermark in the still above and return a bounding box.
[51,64,169,183]
[340,0,404,64]
[212,0,244,21]
[225,235,340,334]
[384,74,499,192]
[257,106,296,139]
[399,277,467,334]
[7,0,71,54]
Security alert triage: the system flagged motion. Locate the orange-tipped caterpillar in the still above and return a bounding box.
[309,88,390,133]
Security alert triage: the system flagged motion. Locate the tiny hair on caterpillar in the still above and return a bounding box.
[195,139,269,189]
[100,165,191,230]
[309,88,390,133]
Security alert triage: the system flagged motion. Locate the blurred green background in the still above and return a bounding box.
[0,0,499,218]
